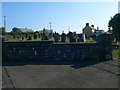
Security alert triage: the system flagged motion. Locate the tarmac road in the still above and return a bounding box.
[2,59,119,88]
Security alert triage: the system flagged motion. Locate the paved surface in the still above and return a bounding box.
[2,59,119,88]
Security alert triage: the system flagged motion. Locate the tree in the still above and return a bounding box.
[2,27,6,35]
[11,27,22,35]
[108,13,120,41]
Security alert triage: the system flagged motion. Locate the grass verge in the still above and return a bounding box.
[112,49,120,59]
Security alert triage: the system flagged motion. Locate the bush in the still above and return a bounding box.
[112,49,120,59]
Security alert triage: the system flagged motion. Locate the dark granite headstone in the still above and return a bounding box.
[25,33,28,38]
[17,37,20,39]
[45,36,49,40]
[27,36,32,40]
[38,34,41,38]
[33,33,37,39]
[13,35,15,39]
[70,37,76,42]
[77,37,80,42]
[54,32,59,42]
[67,31,74,42]
[61,33,66,42]
[22,37,24,40]
[42,33,46,40]
[49,32,53,39]
[77,34,85,42]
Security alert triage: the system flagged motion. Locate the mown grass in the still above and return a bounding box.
[7,36,96,43]
[112,49,120,59]
[86,38,95,42]
[7,37,42,41]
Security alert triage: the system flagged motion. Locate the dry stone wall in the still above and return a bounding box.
[2,33,113,61]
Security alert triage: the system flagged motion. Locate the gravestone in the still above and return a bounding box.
[17,37,20,39]
[54,32,59,42]
[70,37,76,42]
[49,31,53,39]
[22,37,24,40]
[13,35,15,39]
[42,33,46,40]
[38,34,40,38]
[92,35,96,41]
[25,33,28,38]
[82,33,86,42]
[77,37,81,42]
[27,36,32,40]
[61,33,66,42]
[45,36,49,40]
[33,33,37,39]
[77,34,85,42]
[67,31,73,42]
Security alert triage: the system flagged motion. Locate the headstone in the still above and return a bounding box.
[13,35,15,39]
[61,33,66,42]
[25,33,28,38]
[82,33,86,42]
[27,36,32,40]
[77,34,85,42]
[92,35,96,41]
[38,34,40,38]
[17,37,20,39]
[67,31,75,42]
[22,37,24,40]
[42,33,45,40]
[49,31,53,39]
[77,37,81,42]
[33,33,37,39]
[45,36,49,40]
[54,32,59,42]
[70,37,76,42]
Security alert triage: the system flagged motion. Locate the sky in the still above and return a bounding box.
[1,2,118,34]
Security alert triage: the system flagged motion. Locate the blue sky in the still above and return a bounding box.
[2,2,118,33]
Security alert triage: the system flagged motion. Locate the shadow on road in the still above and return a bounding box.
[2,60,105,69]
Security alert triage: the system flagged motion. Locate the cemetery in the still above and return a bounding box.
[1,3,120,88]
[1,22,119,62]
[1,27,119,90]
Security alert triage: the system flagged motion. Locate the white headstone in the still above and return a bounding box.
[82,33,86,42]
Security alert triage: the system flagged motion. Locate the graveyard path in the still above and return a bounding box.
[2,59,119,88]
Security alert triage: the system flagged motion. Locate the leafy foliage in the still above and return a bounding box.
[1,27,6,35]
[112,49,120,59]
[11,27,34,35]
[108,13,120,41]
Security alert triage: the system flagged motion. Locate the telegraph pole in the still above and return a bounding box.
[49,22,51,30]
[68,26,70,31]
[4,16,6,30]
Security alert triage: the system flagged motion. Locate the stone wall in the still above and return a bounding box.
[2,33,113,61]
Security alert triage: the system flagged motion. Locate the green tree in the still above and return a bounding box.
[2,27,6,35]
[108,13,120,41]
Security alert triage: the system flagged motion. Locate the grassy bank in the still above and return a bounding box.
[112,49,120,59]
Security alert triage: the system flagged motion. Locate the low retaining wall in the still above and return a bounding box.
[2,33,113,61]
